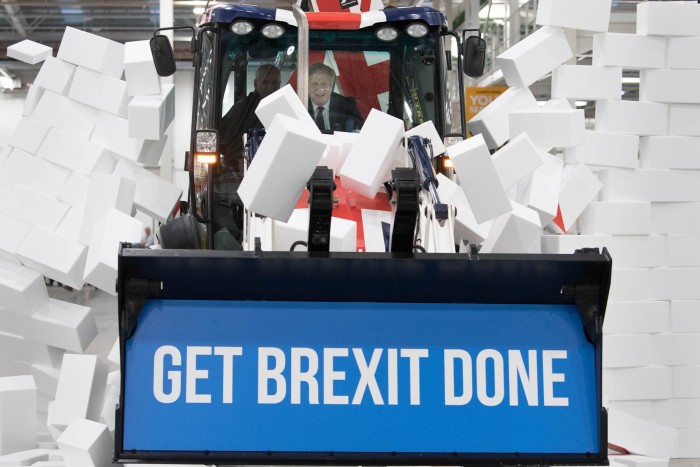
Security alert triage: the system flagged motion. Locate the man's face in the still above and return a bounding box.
[310,71,333,107]
[254,69,281,98]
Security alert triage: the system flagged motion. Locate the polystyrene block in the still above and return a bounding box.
[676,428,700,457]
[604,334,652,368]
[652,202,700,234]
[31,91,99,140]
[640,136,700,169]
[1,150,71,198]
[57,27,124,79]
[107,338,119,369]
[100,371,120,434]
[0,448,50,466]
[637,1,700,37]
[25,298,97,353]
[668,104,700,137]
[653,333,700,366]
[359,209,392,253]
[435,173,493,245]
[84,208,143,294]
[405,120,446,156]
[652,267,700,300]
[556,163,602,232]
[599,169,700,202]
[605,367,672,401]
[127,83,175,140]
[612,455,669,467]
[671,300,700,333]
[640,69,700,104]
[666,235,700,267]
[509,109,585,148]
[112,159,182,223]
[609,267,652,302]
[33,56,77,96]
[271,209,356,252]
[578,201,651,235]
[37,127,115,175]
[318,135,342,176]
[0,375,37,455]
[479,201,541,254]
[339,109,403,199]
[650,399,700,429]
[673,366,700,398]
[535,0,611,32]
[22,85,45,117]
[256,84,316,129]
[239,114,327,222]
[56,418,112,467]
[515,151,562,226]
[595,99,668,136]
[604,301,670,335]
[8,117,51,154]
[79,173,136,245]
[7,39,52,64]
[16,227,87,290]
[0,184,69,232]
[0,145,10,166]
[552,65,621,101]
[542,234,666,268]
[57,174,89,208]
[52,355,108,429]
[0,212,31,264]
[565,130,640,169]
[333,131,359,170]
[496,26,572,88]
[68,67,129,117]
[667,37,700,70]
[468,87,538,149]
[593,33,666,70]
[0,330,64,368]
[447,134,511,224]
[0,257,49,316]
[123,40,160,96]
[491,132,543,189]
[31,364,60,398]
[90,111,164,164]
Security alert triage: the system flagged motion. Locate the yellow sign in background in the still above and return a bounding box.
[465,86,508,121]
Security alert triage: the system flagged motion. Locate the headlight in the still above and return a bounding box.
[406,22,429,38]
[261,23,285,39]
[195,130,218,164]
[230,20,254,35]
[376,26,398,42]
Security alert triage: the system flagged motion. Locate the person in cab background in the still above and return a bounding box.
[308,62,363,134]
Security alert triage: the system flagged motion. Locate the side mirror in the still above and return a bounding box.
[463,35,486,78]
[150,34,176,77]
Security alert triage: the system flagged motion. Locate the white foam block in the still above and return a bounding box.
[652,267,700,300]
[673,366,700,399]
[79,173,136,245]
[650,399,700,429]
[52,355,108,429]
[535,0,611,32]
[360,209,392,253]
[612,455,669,467]
[127,83,175,140]
[31,91,99,140]
[604,301,670,335]
[668,104,700,137]
[33,56,77,96]
[605,367,672,401]
[0,184,69,231]
[339,109,403,198]
[31,364,60,399]
[0,448,50,466]
[653,332,700,366]
[593,33,666,70]
[557,163,602,232]
[435,173,493,245]
[595,99,668,136]
[652,202,700,234]
[56,418,112,467]
[16,227,87,290]
[25,298,97,353]
[405,121,446,156]
[107,338,119,369]
[8,117,51,154]
[552,65,622,101]
[112,159,181,223]
[100,370,120,434]
[578,201,651,235]
[565,130,640,169]
[515,151,563,226]
[609,267,652,303]
[676,428,700,457]
[22,85,45,117]
[256,84,316,129]
[57,27,124,79]
[447,134,512,224]
[68,67,129,117]
[671,300,700,333]
[641,69,700,104]
[1,149,71,199]
[90,111,164,164]
[599,169,700,202]
[640,136,700,169]
[637,1,700,37]
[497,26,572,88]
[0,212,32,264]
[272,209,356,252]
[479,201,541,254]
[509,109,585,149]
[84,208,143,294]
[7,39,52,64]
[666,234,700,267]
[467,87,539,149]
[0,257,49,316]
[0,330,65,371]
[318,135,342,176]
[58,173,89,207]
[492,132,543,189]
[604,334,652,368]
[333,131,359,169]
[668,37,700,70]
[543,234,666,268]
[239,114,327,222]
[0,375,37,455]
[37,128,115,175]
[123,40,160,96]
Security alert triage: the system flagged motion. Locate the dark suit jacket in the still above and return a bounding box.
[310,93,363,133]
[219,91,264,175]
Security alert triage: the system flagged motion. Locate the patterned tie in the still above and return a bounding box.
[315,106,325,131]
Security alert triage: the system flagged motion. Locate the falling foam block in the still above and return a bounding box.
[0,257,49,317]
[8,117,52,154]
[515,151,563,226]
[58,174,89,207]
[553,163,602,232]
[84,208,143,295]
[56,418,112,467]
[31,91,99,140]
[37,128,115,175]
[68,67,129,117]
[668,37,700,70]
[255,84,316,129]
[107,338,119,370]
[0,376,37,455]
[535,0,611,32]
[565,130,640,169]
[446,134,512,224]
[608,408,676,460]
[52,355,108,430]
[272,209,357,252]
[112,159,182,223]
[592,33,666,70]
[33,56,77,96]
[640,136,700,169]
[16,227,87,290]
[0,448,51,466]
[509,109,585,148]
[333,131,359,169]
[0,150,71,198]
[0,184,69,232]
[640,69,700,104]
[124,40,160,96]
[0,331,64,370]
[578,201,652,235]
[318,135,342,177]
[24,299,97,353]
[127,83,175,140]
[492,132,543,189]
[405,120,446,156]
[90,111,166,165]
[552,65,622,101]
[57,26,124,79]
[435,174,493,245]
[7,39,52,65]
[0,212,32,264]
[479,201,542,254]
[668,104,700,137]
[99,371,120,434]
[238,114,327,222]
[637,1,700,37]
[340,109,404,199]
[496,26,572,88]
[468,87,538,149]
[595,99,668,137]
[22,85,45,117]
[79,173,136,246]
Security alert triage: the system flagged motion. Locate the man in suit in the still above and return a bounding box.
[308,62,363,133]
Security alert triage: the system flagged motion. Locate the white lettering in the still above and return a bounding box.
[476,349,504,406]
[508,349,538,406]
[186,346,211,403]
[352,348,384,405]
[291,347,319,404]
[153,345,181,403]
[401,348,428,405]
[214,346,243,404]
[258,347,286,404]
[543,350,569,406]
[387,348,398,405]
[444,349,473,405]
[324,348,349,404]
